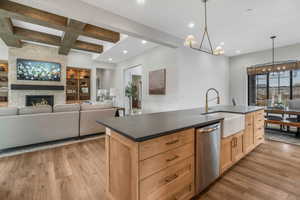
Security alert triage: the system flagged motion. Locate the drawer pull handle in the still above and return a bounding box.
[247,123,252,126]
[165,174,178,183]
[166,155,179,162]
[166,139,179,145]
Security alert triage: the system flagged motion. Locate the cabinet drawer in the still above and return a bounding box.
[139,129,194,160]
[255,134,264,144]
[255,126,264,138]
[254,117,265,129]
[254,110,264,121]
[140,143,194,179]
[140,157,194,200]
[245,113,253,127]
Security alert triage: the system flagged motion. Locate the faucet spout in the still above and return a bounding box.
[205,88,220,113]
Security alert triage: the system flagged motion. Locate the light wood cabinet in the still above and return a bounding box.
[220,131,244,173]
[220,135,234,173]
[221,110,265,174]
[106,128,195,200]
[66,67,91,102]
[106,109,265,199]
[232,132,244,161]
[139,129,194,160]
[254,110,265,145]
[243,113,255,154]
[140,143,194,179]
[140,157,194,200]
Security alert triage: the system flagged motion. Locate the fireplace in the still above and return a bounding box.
[26,95,54,107]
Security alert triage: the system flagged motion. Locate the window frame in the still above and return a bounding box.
[248,70,297,106]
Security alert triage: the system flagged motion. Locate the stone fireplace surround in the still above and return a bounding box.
[8,44,67,107]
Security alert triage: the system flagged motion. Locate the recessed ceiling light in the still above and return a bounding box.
[188,22,195,28]
[141,40,147,44]
[220,42,225,46]
[137,0,145,5]
[123,50,128,54]
[108,58,113,62]
[235,50,241,54]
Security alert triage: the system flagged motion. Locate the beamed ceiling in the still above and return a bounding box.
[0,0,120,55]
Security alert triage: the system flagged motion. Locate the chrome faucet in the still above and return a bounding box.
[205,88,220,113]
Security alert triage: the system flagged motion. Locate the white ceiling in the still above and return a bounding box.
[9,19,158,63]
[94,36,158,63]
[79,0,300,56]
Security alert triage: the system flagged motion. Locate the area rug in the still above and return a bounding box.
[265,129,300,146]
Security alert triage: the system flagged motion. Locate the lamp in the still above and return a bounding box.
[110,88,117,106]
[97,89,107,102]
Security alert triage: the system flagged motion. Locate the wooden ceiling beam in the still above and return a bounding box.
[0,0,120,43]
[73,40,103,54]
[59,19,86,55]
[13,27,103,54]
[0,0,67,29]
[83,24,120,43]
[14,26,61,46]
[0,17,22,47]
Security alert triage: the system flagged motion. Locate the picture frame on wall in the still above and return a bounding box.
[149,68,166,95]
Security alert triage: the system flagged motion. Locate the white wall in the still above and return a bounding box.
[229,43,300,105]
[177,47,230,109]
[0,39,8,61]
[115,46,230,113]
[97,68,116,90]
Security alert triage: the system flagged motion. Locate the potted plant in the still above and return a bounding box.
[125,82,138,114]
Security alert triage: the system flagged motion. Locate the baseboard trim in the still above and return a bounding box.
[0,134,105,158]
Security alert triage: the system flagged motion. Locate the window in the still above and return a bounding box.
[269,71,290,105]
[293,69,300,99]
[256,74,268,106]
[248,70,296,106]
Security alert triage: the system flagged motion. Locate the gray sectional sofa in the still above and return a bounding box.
[0,103,117,150]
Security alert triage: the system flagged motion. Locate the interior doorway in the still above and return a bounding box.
[124,65,142,114]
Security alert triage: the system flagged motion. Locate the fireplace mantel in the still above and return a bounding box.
[11,84,65,91]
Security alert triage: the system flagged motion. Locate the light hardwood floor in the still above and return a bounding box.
[0,139,300,200]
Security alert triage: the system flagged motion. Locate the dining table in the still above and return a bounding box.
[265,107,300,137]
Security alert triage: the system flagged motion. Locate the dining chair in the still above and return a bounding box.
[286,99,300,133]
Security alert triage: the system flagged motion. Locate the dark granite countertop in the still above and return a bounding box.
[97,105,264,142]
[206,105,264,114]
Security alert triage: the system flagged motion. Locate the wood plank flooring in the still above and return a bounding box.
[0,139,299,200]
[198,141,300,200]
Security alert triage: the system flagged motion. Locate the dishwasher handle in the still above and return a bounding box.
[197,125,220,134]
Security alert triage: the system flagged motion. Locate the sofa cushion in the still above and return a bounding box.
[81,102,113,111]
[19,105,52,115]
[0,107,18,116]
[54,104,80,113]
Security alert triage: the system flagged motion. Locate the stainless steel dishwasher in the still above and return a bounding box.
[195,122,221,194]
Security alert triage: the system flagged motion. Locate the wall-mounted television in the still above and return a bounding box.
[17,59,61,81]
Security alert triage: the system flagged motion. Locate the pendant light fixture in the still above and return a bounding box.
[270,35,281,97]
[184,0,224,55]
[271,36,276,70]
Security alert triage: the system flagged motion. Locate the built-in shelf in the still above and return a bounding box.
[11,84,65,91]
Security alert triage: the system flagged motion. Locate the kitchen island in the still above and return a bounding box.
[97,105,264,200]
